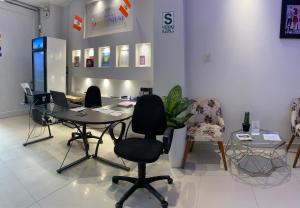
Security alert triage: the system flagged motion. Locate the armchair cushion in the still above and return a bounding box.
[187,123,224,141]
[295,124,300,137]
[187,98,225,142]
[291,98,300,134]
[114,138,163,163]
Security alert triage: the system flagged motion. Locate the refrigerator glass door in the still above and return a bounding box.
[33,51,45,92]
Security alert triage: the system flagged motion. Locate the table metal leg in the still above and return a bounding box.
[23,124,53,146]
[56,155,90,174]
[92,122,130,171]
[57,123,91,174]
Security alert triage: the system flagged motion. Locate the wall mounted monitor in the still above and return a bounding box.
[32,37,45,50]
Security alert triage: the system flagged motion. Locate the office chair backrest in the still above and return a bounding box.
[85,86,102,108]
[132,95,167,139]
[50,90,69,108]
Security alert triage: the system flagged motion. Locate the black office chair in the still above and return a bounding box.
[84,86,102,108]
[67,86,102,146]
[109,95,174,208]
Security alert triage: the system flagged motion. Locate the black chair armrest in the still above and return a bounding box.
[125,120,132,139]
[109,121,126,144]
[163,127,174,154]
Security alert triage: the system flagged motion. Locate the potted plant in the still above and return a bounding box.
[242,112,251,132]
[162,85,194,168]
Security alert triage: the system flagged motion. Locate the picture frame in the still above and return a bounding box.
[139,55,145,66]
[86,58,94,68]
[280,0,300,39]
[84,0,133,38]
[73,56,80,67]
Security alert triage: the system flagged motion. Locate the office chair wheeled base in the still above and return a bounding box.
[113,163,173,208]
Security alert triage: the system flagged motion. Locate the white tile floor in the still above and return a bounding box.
[0,115,299,208]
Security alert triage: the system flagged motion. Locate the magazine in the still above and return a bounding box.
[236,134,252,141]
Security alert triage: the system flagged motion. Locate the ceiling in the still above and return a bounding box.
[19,0,74,7]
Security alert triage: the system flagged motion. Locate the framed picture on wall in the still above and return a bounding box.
[84,0,133,38]
[280,0,300,38]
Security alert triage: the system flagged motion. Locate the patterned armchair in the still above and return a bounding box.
[181,98,227,170]
[287,98,300,168]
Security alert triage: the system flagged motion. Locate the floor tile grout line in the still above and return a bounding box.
[5,117,86,207]
[250,185,260,208]
[4,162,39,206]
[12,164,77,203]
[34,177,77,204]
[4,139,80,206]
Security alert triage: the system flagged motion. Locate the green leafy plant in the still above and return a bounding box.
[162,85,195,129]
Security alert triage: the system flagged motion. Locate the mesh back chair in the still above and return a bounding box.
[109,95,174,208]
[67,86,102,146]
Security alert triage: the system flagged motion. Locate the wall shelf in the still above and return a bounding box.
[84,48,95,68]
[98,46,111,68]
[70,67,153,82]
[116,45,129,68]
[72,50,81,67]
[135,43,151,68]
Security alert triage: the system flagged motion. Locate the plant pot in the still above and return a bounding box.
[169,126,187,168]
[242,123,250,132]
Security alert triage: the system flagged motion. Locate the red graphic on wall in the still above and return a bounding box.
[119,0,132,18]
[73,15,83,31]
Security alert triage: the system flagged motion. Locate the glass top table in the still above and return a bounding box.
[227,129,287,176]
[231,129,285,149]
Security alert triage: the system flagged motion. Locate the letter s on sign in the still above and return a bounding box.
[164,13,173,25]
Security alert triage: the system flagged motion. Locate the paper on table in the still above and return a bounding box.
[70,107,86,112]
[92,107,114,114]
[263,134,281,141]
[92,107,102,112]
[236,134,252,141]
[92,107,123,116]
[117,101,136,108]
[110,111,123,117]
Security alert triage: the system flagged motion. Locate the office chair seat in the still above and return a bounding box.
[115,138,163,163]
[110,95,174,208]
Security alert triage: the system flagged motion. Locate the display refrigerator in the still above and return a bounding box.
[32,37,66,93]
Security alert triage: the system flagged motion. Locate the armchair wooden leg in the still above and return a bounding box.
[217,141,228,171]
[287,135,295,152]
[181,140,193,169]
[293,144,300,168]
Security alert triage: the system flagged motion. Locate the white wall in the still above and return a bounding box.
[0,2,38,118]
[71,76,151,97]
[153,0,186,96]
[185,0,300,140]
[62,0,154,97]
[41,4,64,39]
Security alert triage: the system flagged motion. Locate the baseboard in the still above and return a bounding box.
[0,108,28,119]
